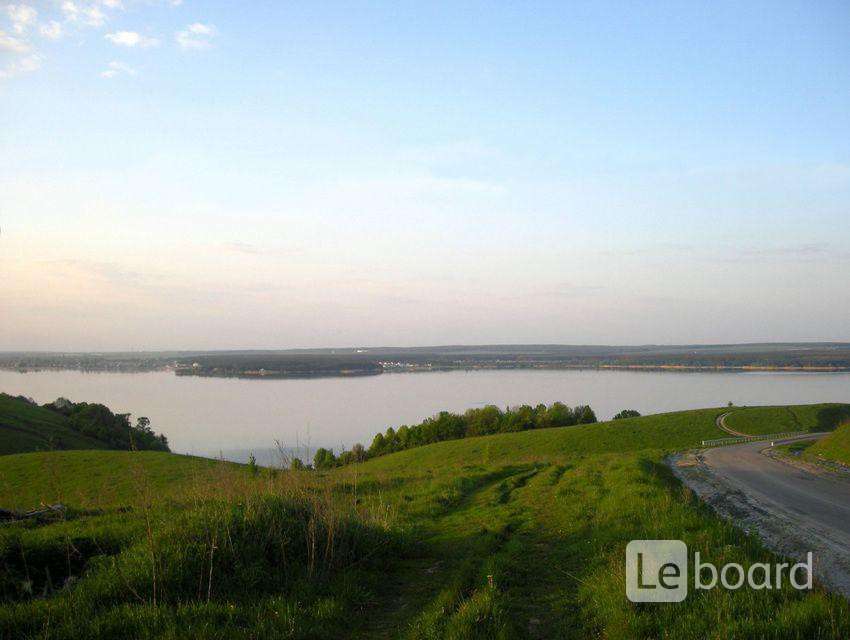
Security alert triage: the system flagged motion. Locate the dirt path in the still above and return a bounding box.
[670,434,850,598]
[714,411,748,437]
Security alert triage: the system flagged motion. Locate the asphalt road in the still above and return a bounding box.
[701,435,850,538]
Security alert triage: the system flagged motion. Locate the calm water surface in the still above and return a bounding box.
[1,369,848,459]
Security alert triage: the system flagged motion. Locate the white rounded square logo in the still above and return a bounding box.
[626,539,688,602]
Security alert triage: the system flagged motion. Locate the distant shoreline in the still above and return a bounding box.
[3,361,849,378]
[3,343,850,378]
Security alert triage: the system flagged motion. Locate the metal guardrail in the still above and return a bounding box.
[701,431,806,447]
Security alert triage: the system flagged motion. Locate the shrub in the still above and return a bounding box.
[313,448,337,470]
[613,409,641,420]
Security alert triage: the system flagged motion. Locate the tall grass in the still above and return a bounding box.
[0,460,404,639]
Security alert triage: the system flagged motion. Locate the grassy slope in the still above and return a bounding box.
[2,406,850,639]
[0,394,109,455]
[0,450,224,511]
[807,423,850,466]
[724,403,850,436]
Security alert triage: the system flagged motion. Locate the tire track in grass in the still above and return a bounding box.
[494,459,598,638]
[355,464,539,638]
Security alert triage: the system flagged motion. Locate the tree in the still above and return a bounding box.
[383,427,400,453]
[419,412,465,443]
[532,403,550,428]
[247,452,259,476]
[613,409,641,420]
[574,405,597,424]
[465,405,503,436]
[396,426,411,450]
[313,447,337,470]
[60,402,168,452]
[502,405,536,432]
[290,457,305,471]
[543,402,577,427]
[369,432,386,457]
[351,442,366,462]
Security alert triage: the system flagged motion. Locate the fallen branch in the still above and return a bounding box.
[0,503,66,522]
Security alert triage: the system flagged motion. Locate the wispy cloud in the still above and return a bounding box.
[1,1,217,82]
[219,241,304,257]
[105,30,159,47]
[221,241,265,256]
[0,51,41,78]
[500,282,606,303]
[337,175,507,199]
[733,243,832,259]
[607,241,842,265]
[175,22,216,50]
[600,243,695,258]
[0,29,30,53]
[45,259,158,289]
[6,4,37,34]
[405,141,502,166]
[0,24,41,78]
[39,20,63,40]
[100,60,135,78]
[61,2,107,27]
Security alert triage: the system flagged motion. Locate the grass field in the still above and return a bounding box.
[724,403,850,436]
[806,423,850,467]
[0,394,108,455]
[0,450,224,511]
[2,405,850,638]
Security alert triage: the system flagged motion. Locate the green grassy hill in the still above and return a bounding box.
[2,405,850,639]
[724,403,850,436]
[0,450,223,511]
[0,394,109,455]
[806,422,850,466]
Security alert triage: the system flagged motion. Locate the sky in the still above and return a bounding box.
[2,1,850,350]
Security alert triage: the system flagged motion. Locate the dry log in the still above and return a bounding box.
[0,503,66,522]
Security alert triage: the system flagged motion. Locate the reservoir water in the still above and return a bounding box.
[1,369,848,461]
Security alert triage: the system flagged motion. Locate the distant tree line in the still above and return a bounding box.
[45,398,170,452]
[310,403,598,469]
[174,354,383,378]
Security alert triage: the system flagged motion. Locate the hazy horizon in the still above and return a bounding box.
[3,341,850,358]
[3,1,849,351]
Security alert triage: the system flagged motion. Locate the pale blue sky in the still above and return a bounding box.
[2,1,849,349]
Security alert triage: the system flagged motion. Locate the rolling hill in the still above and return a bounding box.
[2,404,849,639]
[724,403,850,436]
[0,394,109,455]
[0,393,169,456]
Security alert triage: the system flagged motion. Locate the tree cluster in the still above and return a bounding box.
[311,402,597,469]
[613,409,641,420]
[45,398,170,452]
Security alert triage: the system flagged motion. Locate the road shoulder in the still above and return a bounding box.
[767,445,850,479]
[669,446,850,599]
